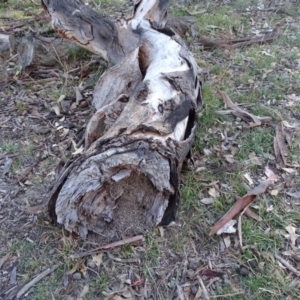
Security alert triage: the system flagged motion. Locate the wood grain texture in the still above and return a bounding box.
[44,0,203,241]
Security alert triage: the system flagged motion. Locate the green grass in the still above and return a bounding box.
[196,6,244,36]
[16,101,27,112]
[90,273,110,296]
[236,127,275,159]
[120,243,134,258]
[0,140,20,153]
[143,236,161,267]
[0,0,41,19]
[177,2,300,298]
[68,46,93,62]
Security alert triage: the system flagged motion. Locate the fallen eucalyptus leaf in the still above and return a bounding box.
[209,169,276,236]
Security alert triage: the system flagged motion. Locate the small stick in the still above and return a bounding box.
[197,276,210,300]
[16,265,58,298]
[70,235,144,258]
[238,204,251,252]
[210,292,244,298]
[275,254,300,277]
[218,91,262,125]
[258,288,276,294]
[106,252,140,264]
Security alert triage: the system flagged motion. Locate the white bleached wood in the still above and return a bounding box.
[44,0,203,240]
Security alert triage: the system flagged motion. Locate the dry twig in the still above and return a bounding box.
[197,276,210,300]
[16,265,58,299]
[106,252,140,264]
[275,254,300,277]
[70,235,144,258]
[274,124,288,167]
[218,91,270,128]
[200,29,279,49]
[210,292,244,298]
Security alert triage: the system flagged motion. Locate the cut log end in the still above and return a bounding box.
[50,139,180,241]
[78,172,167,241]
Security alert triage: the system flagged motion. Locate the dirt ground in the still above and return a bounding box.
[1,0,300,299]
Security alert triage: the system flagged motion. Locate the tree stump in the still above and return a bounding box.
[43,0,203,241]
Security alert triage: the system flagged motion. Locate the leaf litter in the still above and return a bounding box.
[0,0,300,299]
[209,168,278,236]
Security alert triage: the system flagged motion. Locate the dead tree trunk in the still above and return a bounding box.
[43,0,203,240]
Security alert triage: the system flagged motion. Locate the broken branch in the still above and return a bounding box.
[218,91,270,128]
[43,0,202,241]
[16,265,58,299]
[200,29,279,50]
[274,254,300,277]
[70,235,144,258]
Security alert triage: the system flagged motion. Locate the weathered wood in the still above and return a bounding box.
[9,33,77,68]
[0,32,79,68]
[0,34,10,62]
[42,0,139,65]
[44,0,203,241]
[166,16,197,36]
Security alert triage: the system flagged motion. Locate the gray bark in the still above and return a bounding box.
[43,0,203,241]
[0,34,10,62]
[0,32,78,68]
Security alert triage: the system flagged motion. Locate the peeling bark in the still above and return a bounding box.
[43,0,203,241]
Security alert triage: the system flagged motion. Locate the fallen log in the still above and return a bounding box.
[43,0,203,241]
[0,14,195,68]
[9,33,78,68]
[0,31,79,68]
[0,10,80,68]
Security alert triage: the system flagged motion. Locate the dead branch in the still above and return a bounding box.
[218,91,271,128]
[200,29,279,50]
[274,254,300,277]
[16,265,58,299]
[70,235,145,258]
[42,0,202,241]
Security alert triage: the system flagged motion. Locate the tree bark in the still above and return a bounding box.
[0,32,79,68]
[43,0,203,241]
[0,34,10,62]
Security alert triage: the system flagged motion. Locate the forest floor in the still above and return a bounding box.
[0,0,300,299]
